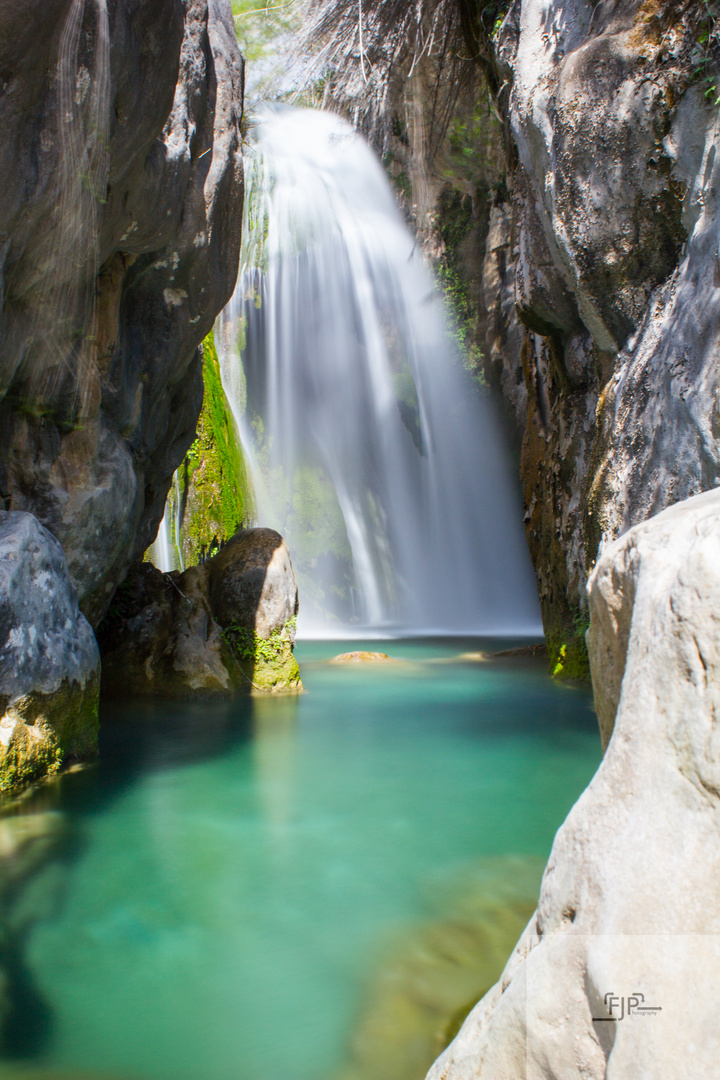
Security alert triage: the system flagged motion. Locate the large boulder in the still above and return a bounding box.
[0,512,100,792]
[427,488,720,1079]
[98,528,301,696]
[0,0,244,626]
[209,528,301,691]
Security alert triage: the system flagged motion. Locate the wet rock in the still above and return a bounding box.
[208,528,301,692]
[0,512,99,792]
[98,529,301,697]
[480,202,527,439]
[97,562,231,699]
[427,489,720,1080]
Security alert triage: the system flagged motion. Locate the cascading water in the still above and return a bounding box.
[217,106,540,636]
[151,472,185,573]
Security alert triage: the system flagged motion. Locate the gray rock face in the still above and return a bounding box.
[0,0,244,624]
[487,0,718,667]
[0,511,100,791]
[481,203,527,437]
[427,488,720,1080]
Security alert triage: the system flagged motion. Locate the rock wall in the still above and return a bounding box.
[427,487,720,1080]
[491,0,719,672]
[0,0,244,626]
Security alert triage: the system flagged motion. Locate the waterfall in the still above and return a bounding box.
[216,106,540,637]
[150,473,185,574]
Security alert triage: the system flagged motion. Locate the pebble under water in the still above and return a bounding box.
[0,640,600,1080]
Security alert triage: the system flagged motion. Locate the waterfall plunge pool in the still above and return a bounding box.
[1,639,599,1080]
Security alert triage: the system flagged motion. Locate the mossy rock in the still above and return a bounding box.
[104,529,303,698]
[0,510,101,794]
[222,621,302,694]
[546,609,591,684]
[209,527,303,694]
[0,677,99,793]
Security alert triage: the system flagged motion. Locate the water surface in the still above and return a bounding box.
[1,640,599,1080]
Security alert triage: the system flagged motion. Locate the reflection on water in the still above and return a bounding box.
[251,696,301,835]
[0,640,599,1080]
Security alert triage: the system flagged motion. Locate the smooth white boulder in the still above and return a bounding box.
[427,488,720,1079]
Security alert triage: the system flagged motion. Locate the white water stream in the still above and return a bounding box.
[214,107,539,636]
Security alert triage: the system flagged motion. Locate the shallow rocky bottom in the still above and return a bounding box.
[0,639,598,1080]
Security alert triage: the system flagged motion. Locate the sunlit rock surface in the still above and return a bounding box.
[488,0,719,672]
[99,528,301,696]
[427,489,720,1080]
[0,0,244,625]
[0,512,99,792]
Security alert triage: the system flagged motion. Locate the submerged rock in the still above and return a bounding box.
[0,513,99,792]
[427,489,720,1079]
[458,645,547,663]
[334,858,540,1080]
[0,795,70,1057]
[330,652,395,664]
[99,528,301,697]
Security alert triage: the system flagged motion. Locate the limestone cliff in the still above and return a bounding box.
[428,488,720,1080]
[424,0,720,679]
[0,0,245,626]
[494,0,717,675]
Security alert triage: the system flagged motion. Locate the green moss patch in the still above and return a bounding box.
[547,610,591,684]
[174,331,255,566]
[222,617,302,693]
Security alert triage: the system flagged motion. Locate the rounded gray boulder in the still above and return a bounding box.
[0,511,100,792]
